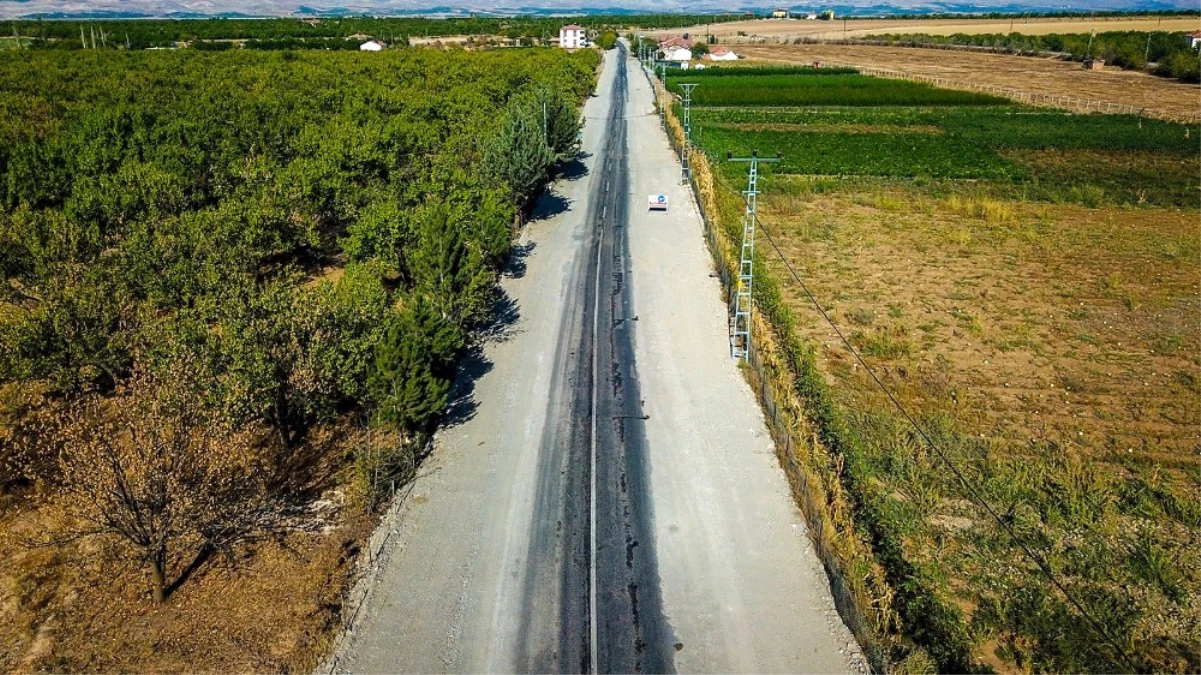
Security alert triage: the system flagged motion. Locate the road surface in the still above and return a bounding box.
[327,42,863,674]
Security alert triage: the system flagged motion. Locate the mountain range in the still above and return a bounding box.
[0,0,1194,20]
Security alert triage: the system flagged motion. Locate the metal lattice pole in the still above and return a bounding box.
[728,151,780,361]
[679,83,698,183]
[658,63,667,132]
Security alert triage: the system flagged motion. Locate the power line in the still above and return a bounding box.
[709,175,1140,673]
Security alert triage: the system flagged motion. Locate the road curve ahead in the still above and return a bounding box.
[327,42,863,674]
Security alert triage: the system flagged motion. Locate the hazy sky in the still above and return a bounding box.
[0,0,1189,19]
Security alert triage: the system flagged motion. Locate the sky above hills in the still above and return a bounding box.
[0,0,1193,19]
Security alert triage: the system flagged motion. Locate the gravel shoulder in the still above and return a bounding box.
[622,58,865,674]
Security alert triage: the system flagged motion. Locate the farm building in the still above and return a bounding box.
[559,24,587,49]
[707,46,739,61]
[771,8,789,18]
[1083,58,1105,70]
[663,46,693,62]
[658,33,693,50]
[806,12,818,19]
[1189,31,1201,49]
[359,40,384,51]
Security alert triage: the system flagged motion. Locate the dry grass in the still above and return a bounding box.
[762,183,1200,466]
[758,179,1201,671]
[0,422,378,674]
[738,43,1201,120]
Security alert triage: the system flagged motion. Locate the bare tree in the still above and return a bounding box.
[53,360,277,603]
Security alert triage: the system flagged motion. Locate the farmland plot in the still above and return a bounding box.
[677,66,1201,673]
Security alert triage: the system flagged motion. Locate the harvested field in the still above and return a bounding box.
[738,43,1201,121]
[669,15,1200,41]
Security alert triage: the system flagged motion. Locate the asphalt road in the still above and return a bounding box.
[327,42,863,674]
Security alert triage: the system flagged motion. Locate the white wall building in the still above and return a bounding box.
[663,46,693,62]
[559,24,587,49]
[708,46,739,61]
[359,40,384,51]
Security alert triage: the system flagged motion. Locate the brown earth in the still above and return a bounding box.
[737,43,1201,120]
[0,422,377,674]
[759,183,1201,472]
[669,15,1200,41]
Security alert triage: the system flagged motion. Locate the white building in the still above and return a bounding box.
[1189,31,1201,49]
[359,40,384,51]
[663,46,693,62]
[559,24,587,49]
[708,46,739,61]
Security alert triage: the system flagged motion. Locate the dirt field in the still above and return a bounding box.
[751,179,1201,671]
[0,419,376,674]
[738,43,1201,120]
[669,15,1201,41]
[761,185,1201,463]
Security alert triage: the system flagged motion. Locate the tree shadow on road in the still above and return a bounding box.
[442,288,522,430]
[503,240,536,280]
[557,151,590,181]
[529,189,570,222]
[441,344,492,430]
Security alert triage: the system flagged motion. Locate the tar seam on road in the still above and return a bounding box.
[588,154,604,675]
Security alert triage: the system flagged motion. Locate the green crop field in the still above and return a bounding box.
[668,71,1011,107]
[687,105,1199,206]
[673,66,1201,674]
[697,124,1017,178]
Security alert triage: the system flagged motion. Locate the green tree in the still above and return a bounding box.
[595,31,618,50]
[531,85,583,162]
[368,303,462,432]
[484,98,554,207]
[408,201,495,330]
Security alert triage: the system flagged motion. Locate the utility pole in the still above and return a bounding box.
[678,82,698,183]
[1144,33,1152,64]
[727,150,781,361]
[542,100,548,144]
